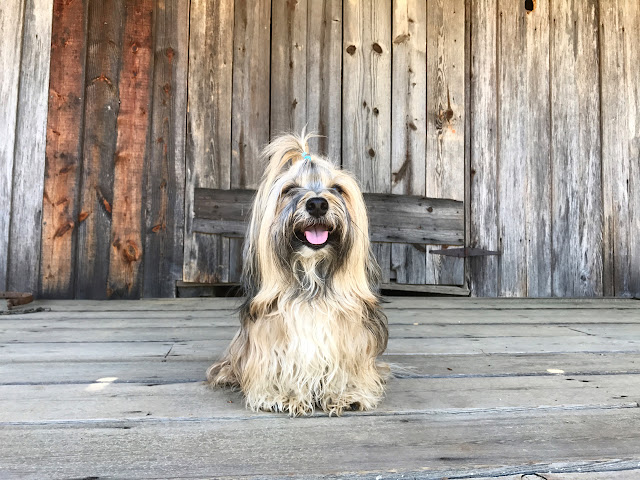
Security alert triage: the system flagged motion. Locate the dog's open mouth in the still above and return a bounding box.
[296,225,332,249]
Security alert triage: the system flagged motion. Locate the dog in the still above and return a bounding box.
[207,132,389,416]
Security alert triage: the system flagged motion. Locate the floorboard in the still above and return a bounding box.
[1,297,639,478]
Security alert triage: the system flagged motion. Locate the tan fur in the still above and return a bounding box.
[207,132,388,416]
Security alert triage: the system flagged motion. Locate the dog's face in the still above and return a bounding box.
[243,133,377,302]
[271,157,355,260]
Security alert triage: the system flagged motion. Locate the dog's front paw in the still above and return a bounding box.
[206,360,240,388]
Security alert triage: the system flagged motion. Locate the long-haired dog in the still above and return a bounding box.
[207,132,389,416]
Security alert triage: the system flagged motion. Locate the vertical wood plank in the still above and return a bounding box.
[391,0,427,285]
[143,0,188,298]
[40,0,87,298]
[424,0,465,286]
[107,0,154,298]
[343,0,391,193]
[228,0,271,283]
[75,0,125,299]
[7,0,54,294]
[343,0,392,282]
[183,0,234,284]
[270,0,307,135]
[522,0,552,297]
[496,0,551,296]
[306,0,342,159]
[469,0,499,296]
[0,0,26,290]
[550,0,603,297]
[600,0,640,298]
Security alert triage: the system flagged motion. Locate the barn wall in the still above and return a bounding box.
[1,0,639,299]
[39,0,188,299]
[469,0,640,298]
[0,0,53,294]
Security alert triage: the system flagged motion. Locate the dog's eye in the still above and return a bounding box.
[332,184,344,194]
[282,184,297,196]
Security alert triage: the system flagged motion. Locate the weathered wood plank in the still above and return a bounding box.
[270,0,307,134]
[39,0,88,298]
[5,352,640,385]
[390,0,427,285]
[143,0,189,297]
[1,409,640,479]
[5,331,640,362]
[10,296,640,314]
[496,0,552,297]
[343,0,392,283]
[469,0,499,296]
[193,188,464,245]
[342,0,392,192]
[170,335,640,357]
[550,0,602,296]
[227,0,271,283]
[6,0,54,294]
[74,0,125,299]
[306,0,342,159]
[107,0,154,298]
[0,0,25,291]
[424,0,465,285]
[6,323,640,344]
[183,0,234,284]
[7,306,640,327]
[3,374,640,423]
[600,0,640,298]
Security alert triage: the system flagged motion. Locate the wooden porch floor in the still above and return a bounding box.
[2,298,640,479]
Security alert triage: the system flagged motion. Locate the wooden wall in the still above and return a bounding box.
[0,0,53,294]
[185,0,466,289]
[38,0,187,299]
[469,0,640,298]
[1,0,639,299]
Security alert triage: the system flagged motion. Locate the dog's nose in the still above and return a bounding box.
[306,197,329,218]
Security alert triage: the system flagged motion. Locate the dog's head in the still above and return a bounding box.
[243,132,377,299]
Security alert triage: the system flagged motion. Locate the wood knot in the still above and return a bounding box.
[165,47,174,60]
[78,211,90,223]
[372,43,383,54]
[368,148,376,157]
[131,42,138,53]
[346,45,356,55]
[122,240,141,263]
[54,221,74,238]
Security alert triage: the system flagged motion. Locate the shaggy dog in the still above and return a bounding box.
[207,132,388,416]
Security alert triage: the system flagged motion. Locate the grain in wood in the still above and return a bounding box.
[496,0,551,296]
[391,0,427,285]
[0,0,25,291]
[550,0,602,296]
[469,0,499,296]
[143,0,189,297]
[107,0,154,298]
[270,0,308,134]
[75,0,125,298]
[306,0,342,159]
[40,0,88,298]
[599,0,640,298]
[6,0,53,294]
[228,0,271,283]
[183,0,234,284]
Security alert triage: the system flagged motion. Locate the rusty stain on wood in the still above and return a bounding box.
[54,221,74,238]
[40,0,86,298]
[107,0,153,298]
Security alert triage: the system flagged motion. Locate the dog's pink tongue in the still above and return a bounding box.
[304,226,329,245]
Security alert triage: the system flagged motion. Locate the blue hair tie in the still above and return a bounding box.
[302,152,312,161]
